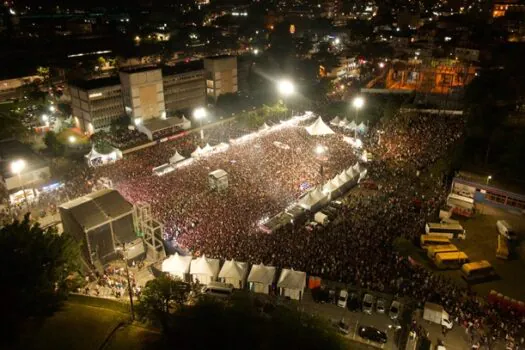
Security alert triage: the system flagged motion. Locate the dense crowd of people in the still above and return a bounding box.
[1,111,522,348]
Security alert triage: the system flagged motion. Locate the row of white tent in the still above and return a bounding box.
[330,116,368,133]
[162,254,307,300]
[298,162,367,211]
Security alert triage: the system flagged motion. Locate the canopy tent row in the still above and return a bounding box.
[169,150,186,164]
[305,117,335,136]
[298,187,328,210]
[330,116,341,126]
[247,263,276,294]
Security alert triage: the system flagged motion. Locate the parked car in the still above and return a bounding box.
[358,326,388,344]
[389,300,401,320]
[337,289,348,308]
[376,298,386,313]
[362,293,375,314]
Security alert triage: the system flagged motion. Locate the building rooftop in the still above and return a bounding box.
[205,54,235,60]
[120,65,160,74]
[162,61,204,76]
[69,76,121,90]
[0,139,49,179]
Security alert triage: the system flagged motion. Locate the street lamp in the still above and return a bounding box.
[277,79,295,117]
[486,175,492,185]
[49,105,56,113]
[11,159,28,212]
[69,136,76,144]
[42,114,49,122]
[315,145,326,184]
[193,107,207,140]
[352,96,365,138]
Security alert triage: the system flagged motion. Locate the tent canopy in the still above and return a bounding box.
[330,116,341,125]
[162,253,192,274]
[190,254,220,277]
[298,187,327,210]
[305,117,335,136]
[322,180,338,194]
[247,263,276,285]
[169,151,185,164]
[277,269,306,290]
[218,259,248,280]
[259,123,270,131]
[339,118,349,127]
[348,120,357,129]
[191,146,203,157]
[202,143,214,153]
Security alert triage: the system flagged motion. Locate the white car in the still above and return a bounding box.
[389,300,401,320]
[337,289,348,308]
[362,293,375,314]
[376,298,386,313]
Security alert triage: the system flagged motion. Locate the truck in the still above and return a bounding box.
[423,302,453,329]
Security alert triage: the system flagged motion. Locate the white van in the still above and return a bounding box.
[497,220,516,240]
[201,282,234,296]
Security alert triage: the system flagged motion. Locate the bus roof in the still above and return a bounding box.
[428,245,458,253]
[435,251,468,260]
[427,222,464,230]
[421,235,450,242]
[448,193,475,204]
[462,260,491,273]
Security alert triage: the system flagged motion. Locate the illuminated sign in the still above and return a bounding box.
[88,93,102,98]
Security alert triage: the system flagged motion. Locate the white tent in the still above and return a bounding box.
[247,263,276,294]
[338,170,352,185]
[277,269,307,300]
[202,143,214,153]
[331,175,346,189]
[181,116,192,129]
[346,166,357,180]
[259,123,270,132]
[348,120,357,130]
[190,254,220,285]
[298,187,327,210]
[191,146,203,158]
[169,151,185,164]
[358,121,368,133]
[330,116,341,125]
[305,117,335,136]
[338,118,349,127]
[161,253,192,281]
[322,180,339,195]
[218,259,248,289]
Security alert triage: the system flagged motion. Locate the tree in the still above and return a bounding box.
[0,111,27,140]
[136,274,191,331]
[44,130,64,156]
[0,215,81,342]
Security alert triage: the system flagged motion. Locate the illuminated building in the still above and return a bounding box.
[493,0,525,17]
[204,55,238,101]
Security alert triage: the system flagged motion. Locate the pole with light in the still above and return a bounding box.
[315,145,326,185]
[193,107,207,140]
[486,175,492,185]
[11,159,28,212]
[352,96,364,138]
[277,79,295,117]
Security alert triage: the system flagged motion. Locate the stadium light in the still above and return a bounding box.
[277,79,295,97]
[42,114,49,122]
[315,145,326,155]
[69,136,77,144]
[11,159,26,175]
[486,175,492,185]
[193,107,207,140]
[352,97,365,138]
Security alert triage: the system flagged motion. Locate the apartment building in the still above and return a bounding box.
[162,61,206,113]
[69,77,123,133]
[204,55,238,101]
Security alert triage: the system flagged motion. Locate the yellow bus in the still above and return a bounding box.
[496,235,509,260]
[420,235,451,249]
[433,251,469,269]
[427,244,459,259]
[461,260,497,283]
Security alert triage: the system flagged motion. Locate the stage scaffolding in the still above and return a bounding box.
[133,202,165,261]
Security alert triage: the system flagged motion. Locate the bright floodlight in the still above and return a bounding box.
[315,145,326,155]
[334,38,341,45]
[277,79,295,96]
[353,96,364,109]
[11,159,26,175]
[69,136,76,143]
[49,105,56,113]
[42,114,49,122]
[253,48,259,55]
[378,62,385,68]
[193,107,207,120]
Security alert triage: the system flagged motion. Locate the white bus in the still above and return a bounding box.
[433,251,469,269]
[425,222,466,239]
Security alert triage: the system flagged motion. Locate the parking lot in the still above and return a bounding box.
[417,203,525,300]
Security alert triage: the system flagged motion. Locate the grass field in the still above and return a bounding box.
[18,299,160,350]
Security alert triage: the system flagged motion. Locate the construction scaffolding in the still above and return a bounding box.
[133,202,165,261]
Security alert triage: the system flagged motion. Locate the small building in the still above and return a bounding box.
[208,169,228,192]
[218,259,248,289]
[190,255,220,285]
[277,269,307,301]
[247,263,276,294]
[162,253,193,281]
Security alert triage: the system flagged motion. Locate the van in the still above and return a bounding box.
[496,220,516,240]
[461,260,497,283]
[433,251,469,269]
[201,282,234,296]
